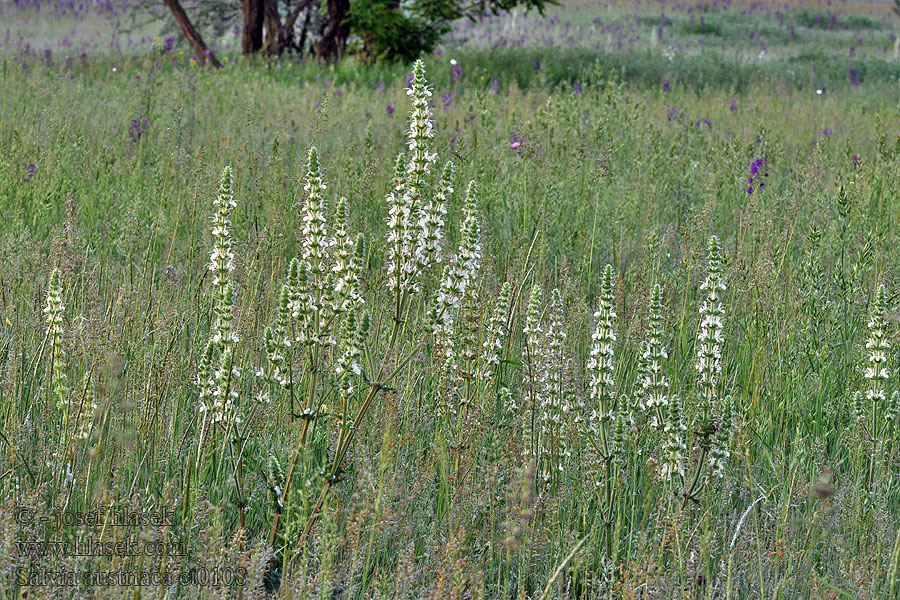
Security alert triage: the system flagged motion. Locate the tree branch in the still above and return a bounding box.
[162,0,222,68]
[286,0,316,30]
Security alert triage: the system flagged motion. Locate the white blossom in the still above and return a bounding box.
[588,266,617,434]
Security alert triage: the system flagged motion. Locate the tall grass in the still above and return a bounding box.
[1,31,900,600]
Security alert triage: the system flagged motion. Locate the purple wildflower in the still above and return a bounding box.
[662,81,670,92]
[23,164,36,183]
[510,132,522,150]
[848,69,860,87]
[746,157,768,194]
[129,117,149,143]
[433,48,442,56]
[822,128,833,137]
[729,100,737,111]
[574,81,583,95]
[851,154,859,167]
[489,76,500,94]
[451,64,462,83]
[386,104,395,117]
[442,92,453,110]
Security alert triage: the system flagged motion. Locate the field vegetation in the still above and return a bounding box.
[2,0,900,598]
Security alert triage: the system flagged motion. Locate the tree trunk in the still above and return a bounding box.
[162,0,222,68]
[316,0,350,60]
[261,0,315,56]
[263,0,281,48]
[242,0,265,54]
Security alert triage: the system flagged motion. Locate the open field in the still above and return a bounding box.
[2,1,900,598]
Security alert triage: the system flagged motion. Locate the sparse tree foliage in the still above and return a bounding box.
[156,0,557,62]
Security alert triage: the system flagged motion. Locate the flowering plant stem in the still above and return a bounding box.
[581,419,618,560]
[284,336,422,565]
[681,447,708,507]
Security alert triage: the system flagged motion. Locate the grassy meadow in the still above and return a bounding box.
[3,1,900,598]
